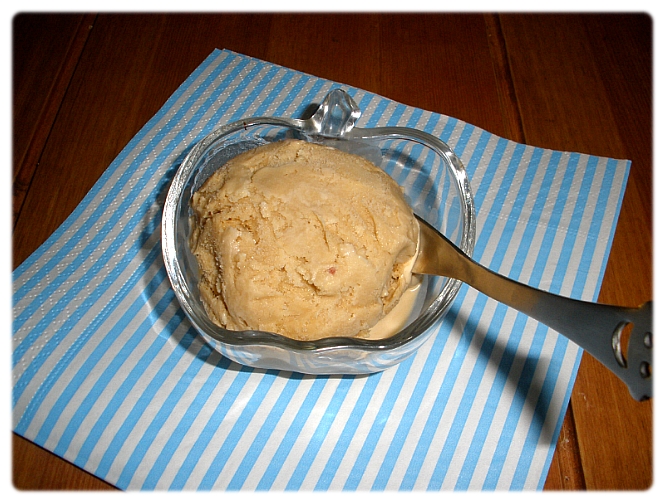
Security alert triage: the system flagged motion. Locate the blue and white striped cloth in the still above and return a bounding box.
[12,49,629,490]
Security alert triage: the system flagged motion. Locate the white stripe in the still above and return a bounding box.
[266,376,341,490]
[12,229,164,425]
[234,375,321,489]
[150,360,254,488]
[379,317,466,489]
[44,272,174,454]
[77,319,190,475]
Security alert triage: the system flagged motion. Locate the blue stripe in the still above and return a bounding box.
[489,148,542,270]
[115,341,216,488]
[14,52,269,333]
[422,149,447,221]
[94,328,200,480]
[168,366,255,490]
[222,63,282,118]
[369,303,462,489]
[72,309,187,468]
[14,59,289,421]
[480,155,585,489]
[484,169,579,489]
[536,346,583,489]
[452,123,476,159]
[341,357,415,490]
[443,131,491,241]
[22,61,300,462]
[389,286,479,491]
[285,78,329,120]
[314,372,383,490]
[453,150,561,490]
[254,376,329,489]
[366,97,392,125]
[526,153,580,288]
[285,376,355,490]
[509,157,617,488]
[429,305,515,490]
[141,355,232,489]
[481,153,595,489]
[464,130,492,180]
[14,217,163,423]
[382,107,422,182]
[470,139,509,234]
[393,110,430,186]
[405,107,424,128]
[510,335,570,489]
[453,310,529,490]
[276,74,312,117]
[46,269,172,453]
[364,94,390,126]
[225,373,304,490]
[593,161,630,299]
[386,103,408,126]
[570,158,615,297]
[258,69,297,108]
[343,86,361,102]
[396,142,526,490]
[481,322,552,489]
[440,117,458,143]
[548,155,599,298]
[475,144,526,255]
[509,150,562,283]
[426,147,546,491]
[432,148,544,491]
[197,370,281,489]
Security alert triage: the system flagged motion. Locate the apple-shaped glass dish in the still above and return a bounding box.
[162,89,475,374]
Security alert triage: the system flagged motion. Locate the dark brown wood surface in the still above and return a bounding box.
[12,13,652,491]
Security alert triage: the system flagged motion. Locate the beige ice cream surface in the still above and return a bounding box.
[189,139,419,341]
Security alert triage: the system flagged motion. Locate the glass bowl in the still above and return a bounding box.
[162,89,476,374]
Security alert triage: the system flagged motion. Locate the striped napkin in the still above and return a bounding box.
[12,49,629,490]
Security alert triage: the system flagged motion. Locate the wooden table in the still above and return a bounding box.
[12,13,652,490]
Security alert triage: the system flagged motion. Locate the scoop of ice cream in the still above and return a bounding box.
[189,139,419,341]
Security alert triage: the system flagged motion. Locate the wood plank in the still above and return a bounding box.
[483,14,526,144]
[12,13,96,228]
[377,13,504,133]
[12,14,209,267]
[13,434,116,490]
[499,13,652,490]
[264,13,506,134]
[542,405,586,490]
[12,13,652,491]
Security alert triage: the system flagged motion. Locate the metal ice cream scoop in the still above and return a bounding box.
[412,215,652,401]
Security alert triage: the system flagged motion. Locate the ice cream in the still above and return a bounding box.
[189,139,419,341]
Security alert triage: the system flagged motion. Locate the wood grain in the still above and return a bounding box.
[498,14,653,490]
[13,14,96,229]
[12,13,652,491]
